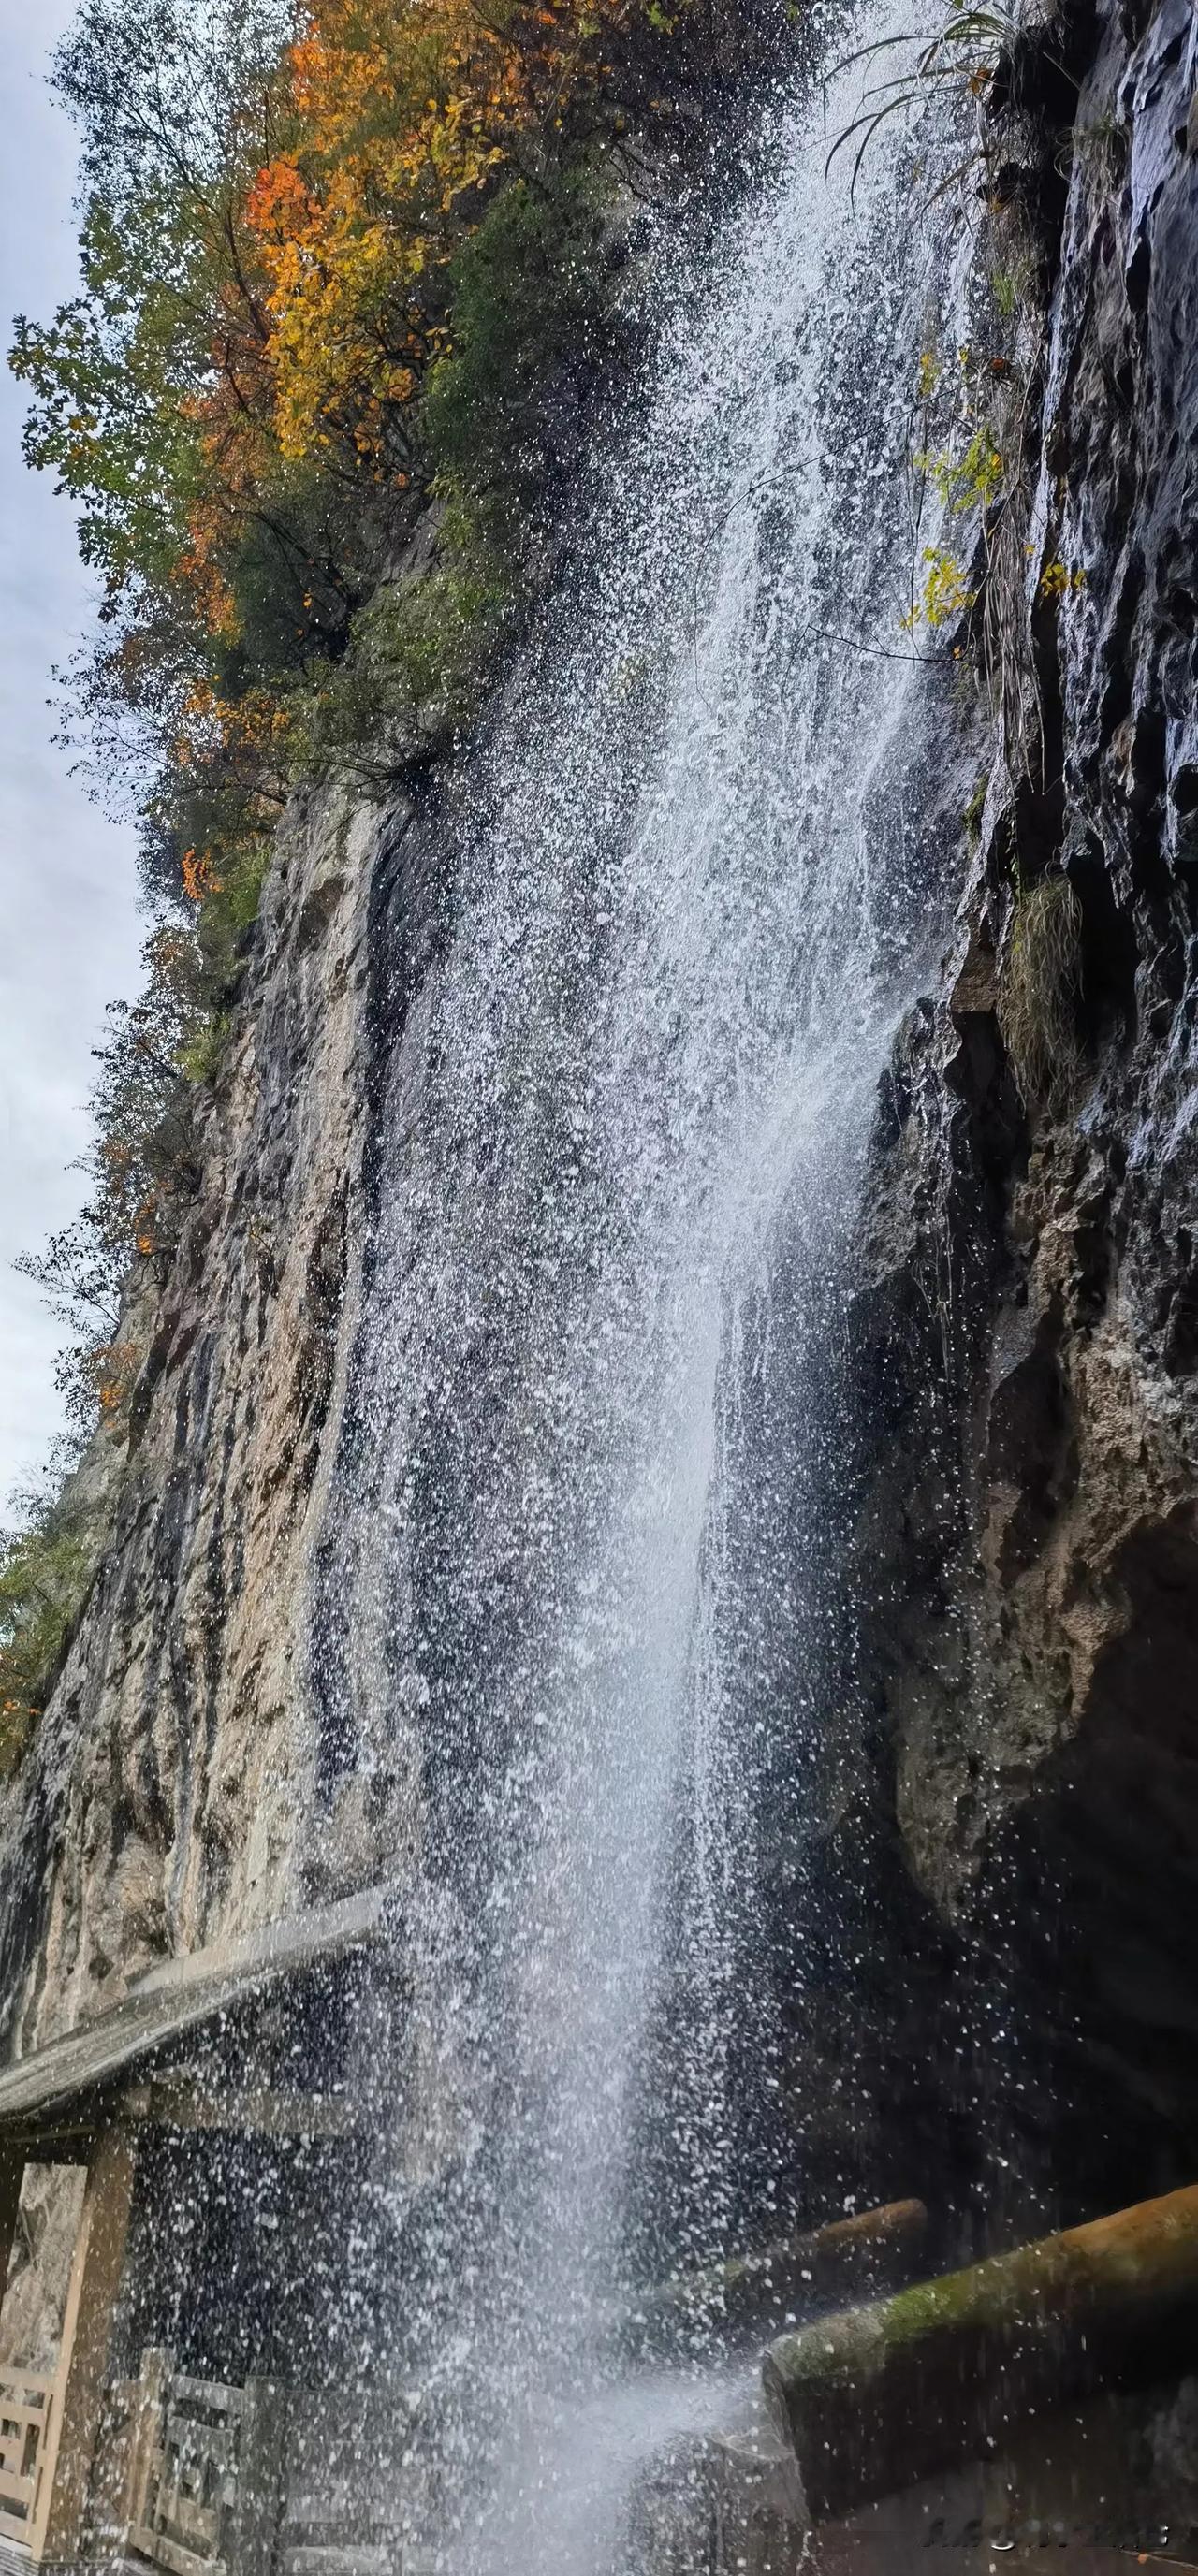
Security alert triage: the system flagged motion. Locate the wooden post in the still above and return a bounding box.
[119,2346,172,2541]
[30,2125,138,2563]
[763,2180,1198,2523]
[620,2198,928,2361]
[226,2378,287,2576]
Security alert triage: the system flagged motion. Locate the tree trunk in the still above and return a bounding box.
[621,2197,928,2361]
[762,2181,1198,2521]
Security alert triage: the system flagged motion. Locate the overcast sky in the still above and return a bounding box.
[0,0,143,1510]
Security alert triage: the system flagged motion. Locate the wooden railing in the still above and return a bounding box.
[0,2367,55,2547]
[117,2349,286,2576]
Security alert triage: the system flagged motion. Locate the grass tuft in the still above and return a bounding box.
[998,874,1083,1102]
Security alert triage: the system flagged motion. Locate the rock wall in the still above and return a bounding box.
[853,0,1198,2223]
[0,2162,85,2368]
[0,784,400,2047]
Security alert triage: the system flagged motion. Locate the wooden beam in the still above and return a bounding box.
[119,2078,358,2140]
[31,2124,137,2563]
[7,2121,99,2162]
[0,1882,394,2132]
[620,2197,928,2361]
[763,2180,1198,2522]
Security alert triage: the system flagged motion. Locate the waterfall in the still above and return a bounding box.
[314,6,972,2565]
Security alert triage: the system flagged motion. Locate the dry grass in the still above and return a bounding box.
[998,875,1084,1102]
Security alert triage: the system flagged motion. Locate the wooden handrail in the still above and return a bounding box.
[123,2349,286,2576]
[0,2364,54,2547]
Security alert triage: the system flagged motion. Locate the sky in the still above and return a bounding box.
[0,0,144,1509]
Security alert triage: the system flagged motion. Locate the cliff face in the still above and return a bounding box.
[2,0,1195,2270]
[0,787,389,2044]
[854,0,1198,2215]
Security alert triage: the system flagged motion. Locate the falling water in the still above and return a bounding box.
[314,6,974,2566]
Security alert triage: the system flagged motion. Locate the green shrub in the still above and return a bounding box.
[292,512,514,779]
[289,160,615,783]
[212,457,371,684]
[0,1495,95,1763]
[423,170,617,510]
[178,1011,232,1085]
[194,839,270,997]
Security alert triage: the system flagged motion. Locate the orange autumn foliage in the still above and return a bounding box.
[174,681,292,802]
[244,0,643,468]
[181,849,225,903]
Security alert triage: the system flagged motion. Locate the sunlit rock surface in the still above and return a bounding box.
[0,789,391,2044]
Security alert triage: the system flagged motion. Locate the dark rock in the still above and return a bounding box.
[849,0,1198,2229]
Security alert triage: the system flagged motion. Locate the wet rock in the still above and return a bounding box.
[852,0,1198,2217]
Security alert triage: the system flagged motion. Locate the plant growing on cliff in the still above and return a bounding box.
[998,873,1084,1103]
[292,510,515,777]
[900,329,1058,757]
[8,0,702,916]
[17,926,208,1424]
[901,545,978,633]
[0,1464,95,1762]
[826,0,1023,196]
[422,171,620,511]
[901,357,1002,639]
